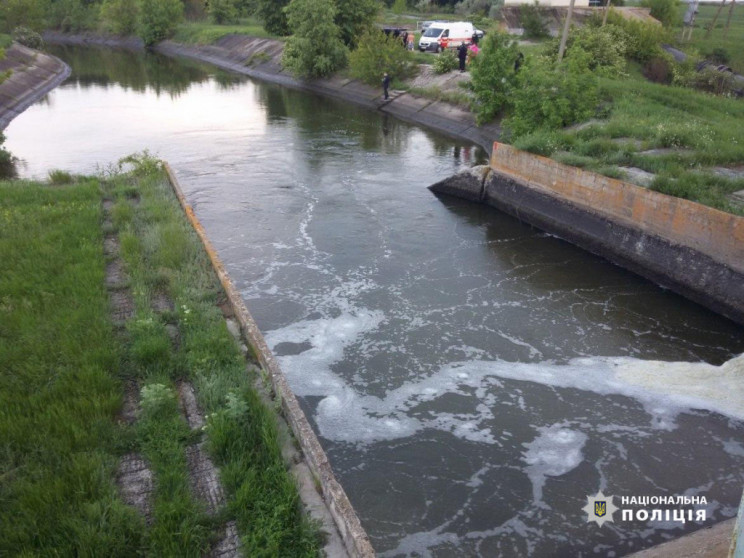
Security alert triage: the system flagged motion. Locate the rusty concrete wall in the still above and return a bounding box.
[430,143,744,324]
[489,143,744,275]
[0,44,70,130]
[162,163,376,558]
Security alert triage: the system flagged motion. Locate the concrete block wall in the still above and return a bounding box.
[490,142,744,275]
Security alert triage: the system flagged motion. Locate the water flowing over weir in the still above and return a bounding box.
[6,45,744,557]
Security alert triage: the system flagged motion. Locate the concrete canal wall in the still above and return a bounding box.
[162,163,376,558]
[0,43,70,130]
[430,142,744,325]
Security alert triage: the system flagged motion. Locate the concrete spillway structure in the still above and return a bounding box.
[430,142,744,325]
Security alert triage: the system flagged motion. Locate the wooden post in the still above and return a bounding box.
[724,0,736,37]
[557,0,576,62]
[705,0,727,39]
[602,0,612,26]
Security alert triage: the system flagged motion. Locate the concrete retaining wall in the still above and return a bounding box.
[162,163,376,558]
[0,44,70,130]
[430,142,744,324]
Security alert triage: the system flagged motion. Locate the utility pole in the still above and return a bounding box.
[602,0,612,26]
[724,0,736,37]
[557,0,576,62]
[705,0,726,39]
[682,0,700,41]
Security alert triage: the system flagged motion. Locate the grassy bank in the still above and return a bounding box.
[173,18,279,45]
[0,177,142,554]
[512,75,744,214]
[676,3,744,74]
[0,159,320,555]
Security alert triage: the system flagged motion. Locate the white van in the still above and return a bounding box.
[418,21,478,53]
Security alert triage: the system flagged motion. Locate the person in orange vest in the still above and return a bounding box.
[406,32,415,51]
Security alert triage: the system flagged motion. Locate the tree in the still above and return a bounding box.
[208,0,240,23]
[349,28,416,84]
[256,0,290,35]
[469,32,520,124]
[100,0,139,35]
[0,0,49,32]
[334,0,380,48]
[282,0,348,78]
[642,0,679,27]
[137,0,183,46]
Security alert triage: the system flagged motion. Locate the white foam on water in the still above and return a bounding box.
[267,308,744,443]
[523,424,588,506]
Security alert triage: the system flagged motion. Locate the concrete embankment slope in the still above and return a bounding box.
[0,44,70,130]
[431,142,744,325]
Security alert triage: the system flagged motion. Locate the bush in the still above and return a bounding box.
[207,0,240,23]
[12,26,44,49]
[643,55,673,84]
[642,0,679,27]
[334,0,380,48]
[606,11,666,62]
[520,1,548,39]
[100,0,138,35]
[432,48,458,74]
[137,0,183,46]
[0,132,15,179]
[1,0,48,33]
[48,0,99,32]
[392,0,406,14]
[349,28,416,85]
[707,47,730,65]
[256,0,289,35]
[469,32,519,124]
[569,24,628,76]
[505,53,599,138]
[282,0,348,78]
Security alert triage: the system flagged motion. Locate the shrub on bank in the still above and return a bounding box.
[12,26,44,49]
[469,32,519,124]
[349,28,417,85]
[545,24,629,77]
[505,52,599,138]
[282,0,347,78]
[137,0,183,46]
[0,0,48,33]
[432,48,458,74]
[100,0,138,36]
[207,0,240,25]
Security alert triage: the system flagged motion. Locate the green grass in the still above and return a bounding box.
[409,85,473,109]
[513,76,744,213]
[675,3,744,74]
[0,179,143,555]
[108,155,321,555]
[173,18,281,45]
[0,33,11,49]
[0,160,321,555]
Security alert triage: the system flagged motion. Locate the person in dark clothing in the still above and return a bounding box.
[514,52,524,72]
[457,43,468,72]
[471,32,479,46]
[382,72,391,100]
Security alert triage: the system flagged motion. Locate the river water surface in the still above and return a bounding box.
[5,46,744,557]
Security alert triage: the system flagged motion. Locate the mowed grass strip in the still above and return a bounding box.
[0,179,143,555]
[108,155,322,556]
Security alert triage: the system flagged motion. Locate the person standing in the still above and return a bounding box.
[457,42,468,72]
[382,72,391,100]
[407,32,415,51]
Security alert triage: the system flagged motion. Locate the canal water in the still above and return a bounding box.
[5,46,744,557]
